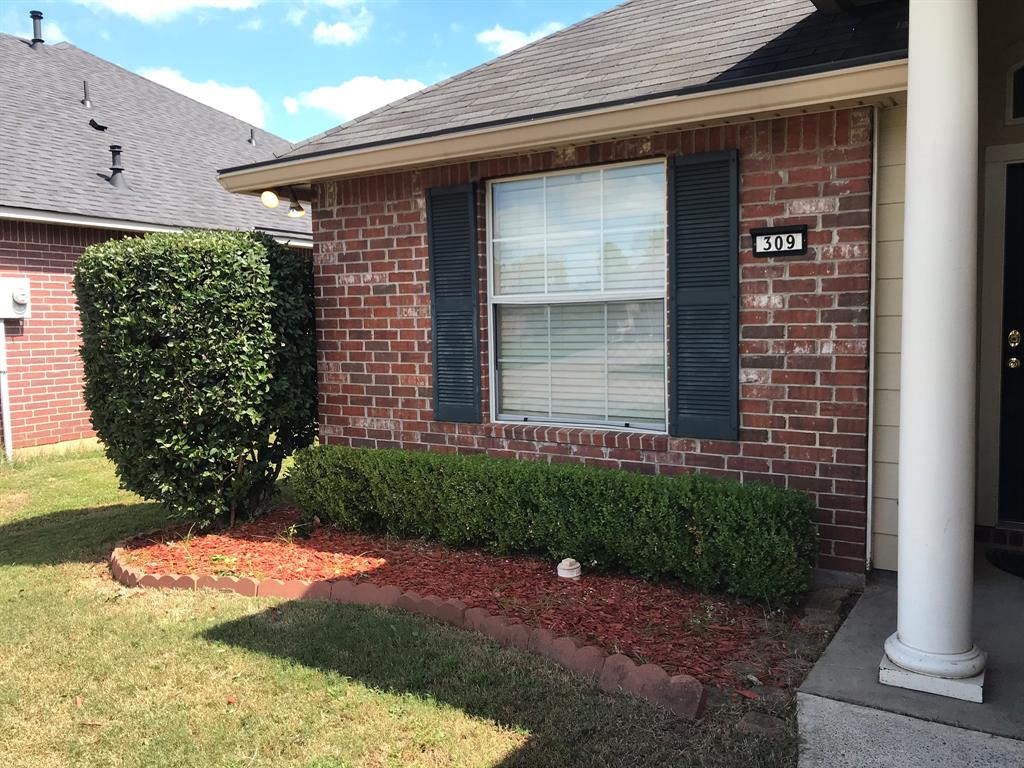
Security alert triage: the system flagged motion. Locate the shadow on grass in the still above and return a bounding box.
[204,602,796,768]
[0,502,170,567]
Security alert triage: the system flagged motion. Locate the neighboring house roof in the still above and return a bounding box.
[226,0,908,174]
[0,32,310,239]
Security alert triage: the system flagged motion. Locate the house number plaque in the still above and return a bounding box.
[750,225,809,257]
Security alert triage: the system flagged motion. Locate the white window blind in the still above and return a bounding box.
[489,161,667,431]
[492,163,666,296]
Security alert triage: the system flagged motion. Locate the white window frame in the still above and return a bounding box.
[485,158,670,433]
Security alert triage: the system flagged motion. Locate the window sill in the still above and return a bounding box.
[483,420,671,452]
[492,416,665,435]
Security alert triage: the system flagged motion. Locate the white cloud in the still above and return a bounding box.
[312,20,356,45]
[43,22,70,42]
[284,1,368,30]
[288,76,424,122]
[238,17,262,31]
[475,21,563,56]
[284,7,307,25]
[283,96,299,114]
[72,0,258,23]
[312,8,371,45]
[138,67,266,127]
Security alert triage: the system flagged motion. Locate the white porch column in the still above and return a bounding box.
[880,0,986,701]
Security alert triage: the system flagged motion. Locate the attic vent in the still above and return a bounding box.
[248,128,257,146]
[108,145,129,189]
[29,10,43,48]
[82,81,91,108]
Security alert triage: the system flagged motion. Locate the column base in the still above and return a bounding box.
[883,632,987,678]
[880,633,986,702]
[879,655,984,702]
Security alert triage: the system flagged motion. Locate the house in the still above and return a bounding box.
[0,11,312,454]
[218,0,1023,710]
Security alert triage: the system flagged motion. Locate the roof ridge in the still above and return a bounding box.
[0,30,32,45]
[0,29,76,46]
[289,0,634,153]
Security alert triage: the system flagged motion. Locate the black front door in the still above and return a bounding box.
[999,163,1024,522]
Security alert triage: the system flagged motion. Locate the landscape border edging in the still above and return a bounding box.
[108,545,706,720]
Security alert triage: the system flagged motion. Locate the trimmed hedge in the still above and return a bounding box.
[75,230,317,524]
[289,445,817,603]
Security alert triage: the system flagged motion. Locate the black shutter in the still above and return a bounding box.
[668,150,739,440]
[426,184,481,423]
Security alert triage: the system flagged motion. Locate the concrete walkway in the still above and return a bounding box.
[798,695,1024,768]
[798,552,1024,766]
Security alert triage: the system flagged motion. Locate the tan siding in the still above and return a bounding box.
[872,105,906,571]
[876,241,903,279]
[873,388,900,426]
[873,532,899,571]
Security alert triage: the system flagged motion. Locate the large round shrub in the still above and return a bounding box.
[74,230,317,524]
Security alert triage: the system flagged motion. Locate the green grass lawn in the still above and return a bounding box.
[0,451,797,768]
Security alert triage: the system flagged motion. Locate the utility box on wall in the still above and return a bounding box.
[0,277,30,319]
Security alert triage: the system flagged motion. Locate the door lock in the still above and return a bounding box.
[1010,357,1021,370]
[1009,329,1021,347]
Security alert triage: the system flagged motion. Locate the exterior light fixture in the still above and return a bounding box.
[287,188,305,218]
[260,189,279,208]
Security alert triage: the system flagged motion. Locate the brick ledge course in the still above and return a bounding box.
[108,545,705,720]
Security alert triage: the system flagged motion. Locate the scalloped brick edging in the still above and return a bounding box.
[108,545,706,719]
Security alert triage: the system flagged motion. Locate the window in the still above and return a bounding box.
[488,161,667,431]
[1009,62,1024,124]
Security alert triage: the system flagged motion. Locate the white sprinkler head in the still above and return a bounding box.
[557,558,582,580]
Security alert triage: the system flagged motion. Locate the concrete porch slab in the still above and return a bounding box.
[798,694,1024,768]
[799,551,1024,741]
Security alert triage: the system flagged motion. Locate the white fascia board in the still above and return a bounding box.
[219,59,908,194]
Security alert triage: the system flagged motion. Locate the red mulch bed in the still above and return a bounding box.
[122,508,820,693]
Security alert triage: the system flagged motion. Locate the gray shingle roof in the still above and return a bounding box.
[0,33,310,237]
[240,0,907,171]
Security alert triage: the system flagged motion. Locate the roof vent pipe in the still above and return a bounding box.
[108,144,128,189]
[29,10,43,48]
[248,128,256,146]
[81,81,91,108]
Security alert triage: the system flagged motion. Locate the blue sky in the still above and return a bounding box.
[0,1,616,143]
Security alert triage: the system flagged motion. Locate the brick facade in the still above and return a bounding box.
[311,107,874,573]
[0,220,126,449]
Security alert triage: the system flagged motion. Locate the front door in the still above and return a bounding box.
[999,163,1024,522]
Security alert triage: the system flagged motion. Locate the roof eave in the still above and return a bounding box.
[218,56,908,195]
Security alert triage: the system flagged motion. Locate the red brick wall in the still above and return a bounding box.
[312,107,874,573]
[0,221,128,449]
